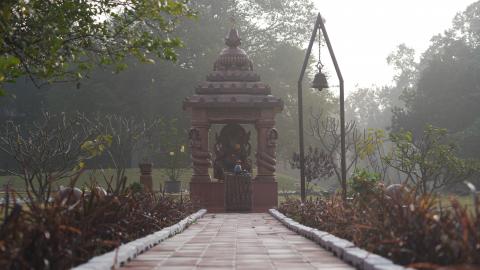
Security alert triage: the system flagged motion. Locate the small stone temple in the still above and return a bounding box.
[183,28,283,212]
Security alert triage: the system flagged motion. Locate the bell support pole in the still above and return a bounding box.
[297,12,346,202]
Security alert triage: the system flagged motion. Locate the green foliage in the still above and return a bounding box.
[158,120,188,181]
[348,169,381,198]
[127,181,144,194]
[80,134,113,158]
[385,125,480,194]
[0,0,195,91]
[356,128,386,160]
[0,55,21,95]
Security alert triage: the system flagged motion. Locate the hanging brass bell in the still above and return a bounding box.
[312,71,329,91]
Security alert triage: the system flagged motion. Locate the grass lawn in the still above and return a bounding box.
[2,170,474,212]
[439,194,477,213]
[0,168,299,192]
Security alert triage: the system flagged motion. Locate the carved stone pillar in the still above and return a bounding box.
[255,118,277,182]
[189,121,211,182]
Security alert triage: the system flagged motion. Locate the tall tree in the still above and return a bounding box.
[391,1,480,159]
[346,86,390,129]
[0,0,194,94]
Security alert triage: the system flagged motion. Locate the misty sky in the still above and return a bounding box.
[314,0,475,95]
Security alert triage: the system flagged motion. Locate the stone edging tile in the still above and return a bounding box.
[72,208,207,270]
[269,209,415,270]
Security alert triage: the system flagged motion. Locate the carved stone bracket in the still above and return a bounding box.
[255,122,277,182]
[189,127,211,182]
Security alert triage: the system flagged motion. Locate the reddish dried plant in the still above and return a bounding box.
[0,188,195,269]
[279,189,480,268]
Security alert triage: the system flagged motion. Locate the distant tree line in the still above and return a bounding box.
[347,1,480,161]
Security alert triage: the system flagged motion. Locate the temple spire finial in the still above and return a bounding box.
[225,18,241,48]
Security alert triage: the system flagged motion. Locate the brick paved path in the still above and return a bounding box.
[121,213,354,270]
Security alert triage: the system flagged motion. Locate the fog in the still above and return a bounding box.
[1,0,479,193]
[316,0,475,93]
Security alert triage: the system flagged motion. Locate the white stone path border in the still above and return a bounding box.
[73,208,415,270]
[72,209,207,270]
[269,209,416,270]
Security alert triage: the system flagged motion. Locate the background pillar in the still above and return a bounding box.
[139,163,153,191]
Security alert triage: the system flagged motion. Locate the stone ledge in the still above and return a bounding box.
[72,209,207,270]
[269,209,415,270]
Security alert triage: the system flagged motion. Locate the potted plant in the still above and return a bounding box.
[163,144,187,193]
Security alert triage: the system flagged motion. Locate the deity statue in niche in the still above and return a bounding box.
[213,124,252,180]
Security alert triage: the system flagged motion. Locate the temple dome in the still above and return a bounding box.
[213,28,253,72]
[184,28,283,111]
[195,28,270,95]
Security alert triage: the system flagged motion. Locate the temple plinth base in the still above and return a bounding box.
[190,180,277,213]
[191,175,211,182]
[190,182,225,213]
[252,181,277,212]
[254,175,275,182]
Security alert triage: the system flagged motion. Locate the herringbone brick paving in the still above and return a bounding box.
[121,213,354,270]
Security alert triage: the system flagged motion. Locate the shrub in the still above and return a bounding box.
[0,186,196,269]
[0,112,109,203]
[385,125,480,194]
[290,146,334,193]
[348,169,382,198]
[279,187,480,267]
